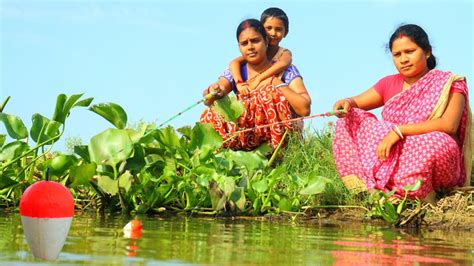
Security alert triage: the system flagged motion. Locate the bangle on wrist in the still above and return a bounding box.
[392,125,404,139]
[236,79,244,84]
[345,97,358,108]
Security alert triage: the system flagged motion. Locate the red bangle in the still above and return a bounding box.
[236,80,244,84]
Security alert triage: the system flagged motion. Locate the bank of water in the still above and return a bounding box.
[0,213,473,265]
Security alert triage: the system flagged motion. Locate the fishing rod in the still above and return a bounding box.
[157,91,218,128]
[222,110,340,145]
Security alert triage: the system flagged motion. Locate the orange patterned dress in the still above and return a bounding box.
[200,78,297,150]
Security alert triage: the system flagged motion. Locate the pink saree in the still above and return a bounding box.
[333,70,471,198]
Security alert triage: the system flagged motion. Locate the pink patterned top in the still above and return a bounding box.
[374,73,466,103]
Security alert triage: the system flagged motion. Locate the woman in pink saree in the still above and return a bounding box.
[332,24,471,203]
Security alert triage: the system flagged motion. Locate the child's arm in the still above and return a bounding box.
[249,49,293,89]
[229,56,250,95]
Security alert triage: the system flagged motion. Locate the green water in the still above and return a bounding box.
[0,213,473,265]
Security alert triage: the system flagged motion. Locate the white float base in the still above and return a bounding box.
[21,216,73,261]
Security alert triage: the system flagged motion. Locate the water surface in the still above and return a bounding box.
[0,213,473,265]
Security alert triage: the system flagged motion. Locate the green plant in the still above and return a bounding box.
[367,178,422,224]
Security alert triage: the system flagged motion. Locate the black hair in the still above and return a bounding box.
[260,7,289,37]
[388,24,437,70]
[236,19,268,41]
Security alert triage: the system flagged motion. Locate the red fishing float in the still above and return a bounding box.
[19,180,74,260]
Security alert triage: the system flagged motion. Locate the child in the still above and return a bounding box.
[229,7,293,95]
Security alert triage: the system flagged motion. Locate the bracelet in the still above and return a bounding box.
[275,83,288,89]
[345,97,358,108]
[392,125,404,139]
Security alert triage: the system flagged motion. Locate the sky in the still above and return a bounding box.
[1,0,473,152]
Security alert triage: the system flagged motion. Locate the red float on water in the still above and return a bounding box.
[19,180,74,261]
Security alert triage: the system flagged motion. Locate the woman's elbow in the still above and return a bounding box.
[443,124,459,135]
[295,105,311,117]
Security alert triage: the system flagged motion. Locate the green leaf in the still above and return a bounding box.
[230,187,246,211]
[155,126,181,151]
[73,97,94,107]
[70,162,97,187]
[61,93,85,121]
[0,174,18,190]
[227,150,267,175]
[211,94,244,122]
[190,123,222,151]
[209,181,226,211]
[396,199,406,214]
[0,113,28,139]
[49,154,77,177]
[252,179,268,193]
[119,171,132,192]
[51,94,91,124]
[0,134,5,147]
[97,175,118,195]
[404,178,422,192]
[299,175,330,195]
[382,202,398,223]
[88,128,134,167]
[0,141,29,162]
[89,102,128,129]
[278,198,293,212]
[52,94,67,123]
[74,145,90,163]
[30,113,61,144]
[218,176,236,196]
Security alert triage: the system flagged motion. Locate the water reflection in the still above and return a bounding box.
[0,213,472,265]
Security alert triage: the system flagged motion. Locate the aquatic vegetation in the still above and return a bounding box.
[2,94,459,228]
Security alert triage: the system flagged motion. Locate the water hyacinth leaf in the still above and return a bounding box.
[190,123,222,150]
[382,202,398,224]
[252,179,268,193]
[119,171,132,192]
[30,113,61,143]
[211,94,244,122]
[299,176,330,195]
[228,150,267,175]
[230,187,246,211]
[89,128,134,167]
[73,97,94,107]
[219,176,236,196]
[74,145,90,163]
[69,162,97,187]
[0,113,28,139]
[155,126,181,150]
[0,134,5,147]
[404,178,422,192]
[0,141,29,162]
[253,143,273,158]
[278,198,293,212]
[209,182,226,211]
[49,154,78,177]
[126,128,144,144]
[177,126,192,140]
[52,94,67,123]
[0,174,18,190]
[89,102,127,129]
[97,175,118,195]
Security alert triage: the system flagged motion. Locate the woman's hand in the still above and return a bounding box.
[236,82,250,95]
[376,130,401,160]
[247,75,262,90]
[203,83,226,106]
[333,98,353,118]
